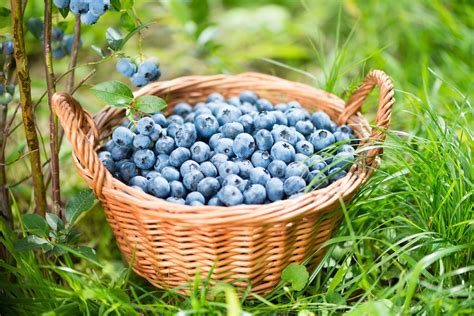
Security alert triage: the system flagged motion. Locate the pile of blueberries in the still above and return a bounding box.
[54,0,111,25]
[116,58,162,87]
[98,91,357,206]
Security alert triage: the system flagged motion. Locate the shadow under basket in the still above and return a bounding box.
[52,70,395,296]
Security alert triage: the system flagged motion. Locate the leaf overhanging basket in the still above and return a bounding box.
[52,70,395,296]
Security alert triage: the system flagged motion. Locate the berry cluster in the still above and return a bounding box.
[0,83,15,104]
[116,58,161,87]
[53,0,110,25]
[98,91,357,206]
[0,40,13,55]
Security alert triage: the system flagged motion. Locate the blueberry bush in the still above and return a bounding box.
[0,1,472,315]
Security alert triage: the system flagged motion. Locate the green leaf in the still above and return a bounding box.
[58,7,69,18]
[13,236,52,252]
[90,80,133,107]
[0,7,10,16]
[23,214,49,238]
[121,0,134,9]
[134,95,167,114]
[110,0,122,11]
[120,12,135,31]
[45,212,64,231]
[105,27,124,51]
[76,246,97,261]
[344,300,394,316]
[65,189,96,225]
[91,45,105,57]
[0,7,10,28]
[26,18,44,40]
[281,263,309,291]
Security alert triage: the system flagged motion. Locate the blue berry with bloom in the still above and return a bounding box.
[218,185,243,206]
[90,0,110,16]
[243,184,267,204]
[116,58,137,77]
[138,61,161,80]
[233,133,256,159]
[266,178,284,201]
[53,0,70,8]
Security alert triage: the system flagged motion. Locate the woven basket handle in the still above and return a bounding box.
[52,92,108,197]
[338,69,395,165]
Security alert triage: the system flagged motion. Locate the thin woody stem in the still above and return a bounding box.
[10,0,47,215]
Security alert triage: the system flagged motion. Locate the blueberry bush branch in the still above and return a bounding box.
[10,0,47,215]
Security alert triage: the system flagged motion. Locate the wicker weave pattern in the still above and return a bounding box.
[52,70,394,295]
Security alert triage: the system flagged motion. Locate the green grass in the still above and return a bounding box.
[1,0,473,315]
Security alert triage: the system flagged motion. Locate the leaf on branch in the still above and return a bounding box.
[45,212,65,231]
[117,22,153,51]
[23,214,49,238]
[65,189,96,225]
[134,95,167,114]
[76,246,97,261]
[13,235,52,252]
[90,80,134,108]
[281,263,309,291]
[106,27,124,51]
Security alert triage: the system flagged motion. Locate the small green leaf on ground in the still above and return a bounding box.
[90,80,133,107]
[134,95,167,114]
[65,189,96,225]
[22,214,49,237]
[281,263,309,291]
[344,300,394,316]
[45,212,64,231]
[13,235,52,252]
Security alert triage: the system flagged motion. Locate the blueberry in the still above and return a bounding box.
[100,157,115,173]
[183,170,205,191]
[309,129,336,151]
[209,133,224,149]
[284,176,306,196]
[166,123,180,138]
[210,153,228,169]
[112,126,134,147]
[272,110,288,125]
[161,166,180,182]
[311,112,336,132]
[266,178,284,202]
[116,58,136,77]
[169,147,191,167]
[197,177,221,198]
[173,102,193,117]
[214,138,234,157]
[80,11,100,25]
[137,61,161,80]
[155,135,176,154]
[275,103,289,112]
[304,155,327,171]
[200,161,218,177]
[53,0,70,8]
[251,150,272,168]
[131,73,149,87]
[295,120,314,136]
[221,122,244,139]
[243,184,266,204]
[240,90,258,104]
[207,92,225,103]
[295,153,308,162]
[103,140,115,152]
[254,129,274,151]
[98,151,111,160]
[254,111,276,130]
[306,170,328,189]
[175,123,197,148]
[149,125,162,142]
[295,140,314,156]
[194,106,212,117]
[227,96,241,107]
[334,131,352,144]
[216,106,242,125]
[148,176,170,198]
[255,98,273,111]
[285,162,309,179]
[136,117,155,135]
[185,191,206,205]
[240,102,257,115]
[286,108,309,126]
[133,135,152,150]
[133,149,156,170]
[119,161,138,183]
[337,125,353,134]
[0,84,3,95]
[129,176,148,192]
[272,126,297,145]
[69,0,89,15]
[217,186,244,206]
[271,141,295,164]
[233,133,256,159]
[169,115,185,125]
[337,144,355,154]
[328,167,347,182]
[267,160,287,178]
[111,145,132,161]
[190,141,211,162]
[90,0,110,16]
[287,101,302,109]
[331,152,355,170]
[64,35,82,54]
[179,160,200,175]
[222,174,247,192]
[235,159,253,179]
[218,161,240,178]
[249,167,271,185]
[51,27,64,41]
[167,197,185,204]
[145,170,161,181]
[132,185,145,193]
[238,114,255,134]
[208,196,224,206]
[169,181,187,198]
[154,154,170,172]
[151,113,167,127]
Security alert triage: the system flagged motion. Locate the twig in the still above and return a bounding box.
[43,0,61,215]
[10,0,47,215]
[66,16,81,94]
[71,69,96,95]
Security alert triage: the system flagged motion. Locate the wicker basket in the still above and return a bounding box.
[52,70,394,296]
